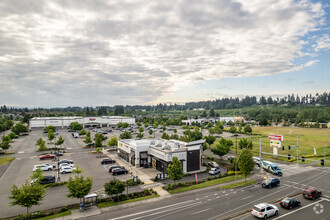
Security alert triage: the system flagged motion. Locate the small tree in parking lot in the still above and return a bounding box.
[30,167,44,183]
[9,180,46,214]
[55,136,65,148]
[104,179,125,200]
[66,175,93,203]
[107,137,118,148]
[48,132,55,142]
[149,129,153,136]
[11,123,28,133]
[167,156,184,185]
[94,136,103,148]
[84,131,92,144]
[119,131,132,139]
[136,132,144,139]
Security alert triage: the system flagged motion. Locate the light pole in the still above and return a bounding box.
[234,133,238,154]
[235,148,246,186]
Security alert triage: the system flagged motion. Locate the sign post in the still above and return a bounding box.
[268,134,283,158]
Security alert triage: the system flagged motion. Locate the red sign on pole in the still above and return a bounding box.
[195,173,198,184]
[268,134,283,141]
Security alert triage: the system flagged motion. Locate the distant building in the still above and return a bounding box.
[29,116,135,128]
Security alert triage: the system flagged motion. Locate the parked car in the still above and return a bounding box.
[209,168,220,175]
[39,154,56,160]
[280,197,301,209]
[262,178,280,188]
[302,188,322,200]
[112,167,128,175]
[33,164,54,172]
[253,156,261,167]
[208,161,220,168]
[58,160,74,165]
[251,203,278,219]
[109,166,125,173]
[85,143,95,147]
[54,131,59,135]
[60,166,75,174]
[54,151,64,156]
[31,176,56,185]
[42,163,56,169]
[101,158,116,164]
[59,163,75,168]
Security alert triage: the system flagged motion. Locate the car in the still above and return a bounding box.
[54,131,59,135]
[253,157,261,167]
[43,163,56,169]
[251,203,278,219]
[60,166,74,174]
[54,151,64,156]
[101,158,116,164]
[302,188,322,200]
[112,167,128,175]
[39,154,56,160]
[59,163,75,168]
[109,165,125,173]
[85,143,95,147]
[31,176,56,185]
[208,161,220,168]
[33,164,54,172]
[280,197,301,209]
[262,178,280,188]
[209,168,220,175]
[58,160,74,165]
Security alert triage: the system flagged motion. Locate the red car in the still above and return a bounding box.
[39,154,56,160]
[302,188,322,200]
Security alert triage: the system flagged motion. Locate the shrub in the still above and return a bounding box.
[206,156,215,161]
[288,158,296,162]
[227,171,242,176]
[206,177,211,181]
[60,206,69,212]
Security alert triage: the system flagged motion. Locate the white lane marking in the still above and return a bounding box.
[224,194,229,196]
[273,199,328,219]
[204,196,209,198]
[67,148,72,150]
[214,193,218,195]
[109,200,195,220]
[191,208,211,215]
[18,151,24,154]
[242,195,254,200]
[216,196,220,199]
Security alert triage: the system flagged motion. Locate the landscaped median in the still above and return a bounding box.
[164,173,245,194]
[0,157,15,165]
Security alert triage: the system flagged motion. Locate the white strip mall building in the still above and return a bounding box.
[29,116,135,129]
[118,138,205,174]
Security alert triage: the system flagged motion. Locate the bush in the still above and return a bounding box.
[60,206,69,212]
[206,177,211,181]
[206,156,215,161]
[227,171,242,176]
[126,178,142,186]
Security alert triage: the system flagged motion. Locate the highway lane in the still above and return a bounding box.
[82,168,329,220]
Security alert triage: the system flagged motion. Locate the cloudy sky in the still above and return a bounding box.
[0,0,329,107]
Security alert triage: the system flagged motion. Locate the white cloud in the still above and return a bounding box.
[313,34,330,51]
[0,0,327,107]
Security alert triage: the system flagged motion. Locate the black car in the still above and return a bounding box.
[85,143,95,147]
[58,160,74,165]
[112,168,128,176]
[262,178,280,188]
[31,176,55,185]
[303,188,322,200]
[280,197,301,209]
[101,158,116,164]
[109,166,124,173]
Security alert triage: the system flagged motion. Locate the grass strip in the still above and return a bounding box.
[98,194,160,208]
[220,180,256,190]
[168,175,245,194]
[0,157,15,165]
[35,210,71,220]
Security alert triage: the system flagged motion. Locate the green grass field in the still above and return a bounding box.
[0,157,15,165]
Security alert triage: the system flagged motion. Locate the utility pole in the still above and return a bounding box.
[259,139,262,175]
[297,135,299,166]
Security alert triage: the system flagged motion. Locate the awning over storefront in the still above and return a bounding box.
[140,152,148,158]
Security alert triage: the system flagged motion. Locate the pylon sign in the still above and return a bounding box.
[269,134,283,158]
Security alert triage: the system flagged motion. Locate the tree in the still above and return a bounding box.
[11,123,28,133]
[79,129,87,135]
[44,126,56,133]
[48,131,55,142]
[138,127,144,133]
[8,132,18,140]
[107,137,118,147]
[36,138,44,146]
[136,132,144,139]
[173,129,177,133]
[211,138,233,158]
[210,108,215,117]
[238,138,253,150]
[202,142,208,151]
[170,134,179,140]
[55,136,65,147]
[9,180,46,214]
[84,131,92,144]
[148,129,153,136]
[94,133,107,141]
[114,106,124,116]
[0,140,10,150]
[229,126,237,133]
[167,157,184,184]
[30,167,44,183]
[37,140,48,151]
[259,118,268,126]
[162,125,166,131]
[66,175,93,203]
[69,122,83,131]
[94,135,103,148]
[237,149,254,181]
[119,131,132,139]
[244,125,252,133]
[72,165,83,176]
[104,179,125,200]
[161,132,170,140]
[204,135,216,145]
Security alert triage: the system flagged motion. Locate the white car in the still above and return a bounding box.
[252,203,278,219]
[33,164,54,172]
[209,168,220,175]
[43,163,56,169]
[60,166,75,174]
[59,163,75,169]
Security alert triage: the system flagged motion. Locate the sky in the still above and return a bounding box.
[0,0,329,108]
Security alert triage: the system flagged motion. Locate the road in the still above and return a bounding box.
[82,166,330,220]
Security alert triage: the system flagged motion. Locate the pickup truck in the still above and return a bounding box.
[261,160,282,176]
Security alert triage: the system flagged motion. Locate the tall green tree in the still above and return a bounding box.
[44,126,56,133]
[136,132,144,139]
[55,136,65,147]
[148,129,153,136]
[48,132,55,142]
[138,127,144,133]
[211,138,233,158]
[66,175,93,203]
[119,131,132,139]
[107,137,118,147]
[209,108,215,117]
[229,126,237,133]
[167,156,184,184]
[84,131,92,144]
[69,122,83,131]
[30,167,44,183]
[238,138,253,150]
[94,136,103,148]
[244,125,252,133]
[237,149,254,181]
[104,179,125,200]
[9,180,46,214]
[11,123,28,133]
